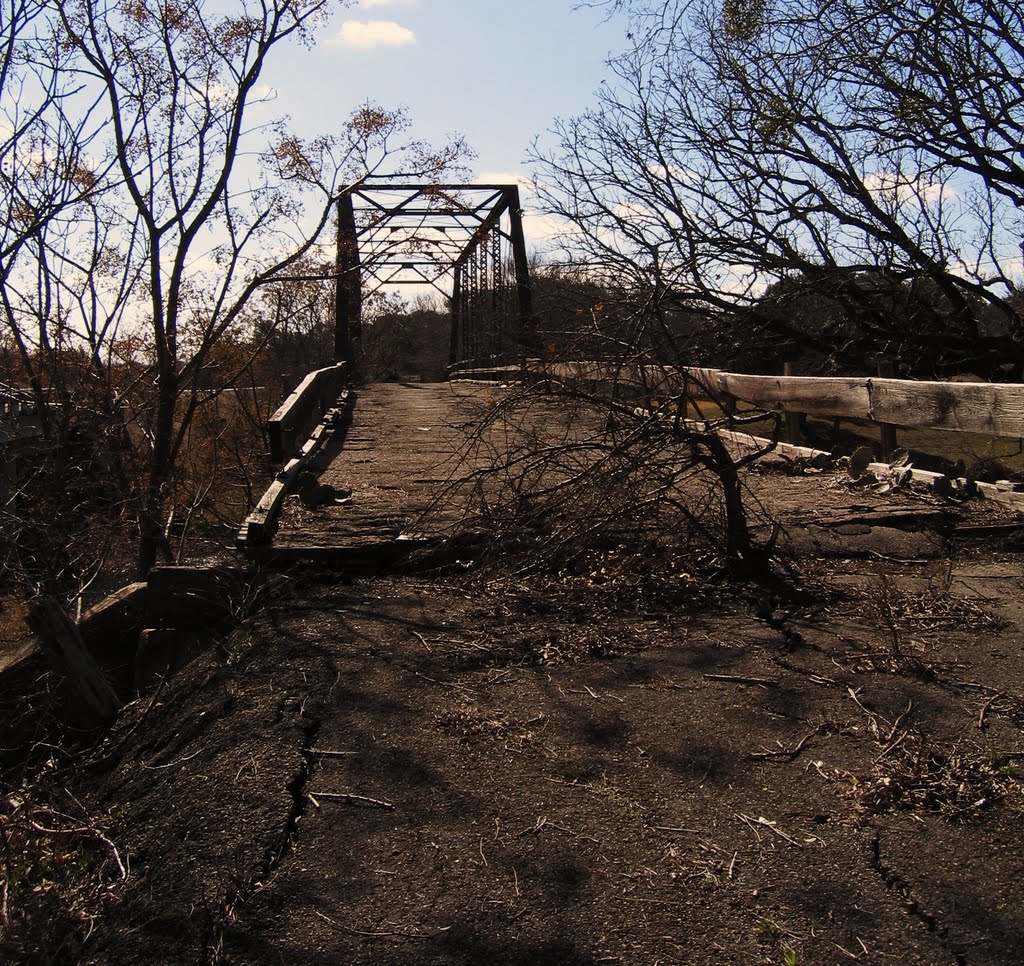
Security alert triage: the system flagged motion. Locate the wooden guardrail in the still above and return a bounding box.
[530,359,1024,510]
[267,363,348,463]
[529,361,1024,441]
[684,368,1024,438]
[240,390,354,549]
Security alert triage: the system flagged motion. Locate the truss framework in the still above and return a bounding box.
[334,182,536,368]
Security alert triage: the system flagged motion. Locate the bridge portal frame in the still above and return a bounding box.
[334,182,535,371]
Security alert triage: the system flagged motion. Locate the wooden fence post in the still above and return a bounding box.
[877,360,898,460]
[783,362,802,444]
[27,598,121,725]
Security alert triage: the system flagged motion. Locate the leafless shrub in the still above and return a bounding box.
[0,786,127,961]
[437,378,777,592]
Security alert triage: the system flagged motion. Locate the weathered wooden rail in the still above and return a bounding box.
[267,363,348,463]
[240,389,354,549]
[528,359,1024,509]
[528,360,1024,440]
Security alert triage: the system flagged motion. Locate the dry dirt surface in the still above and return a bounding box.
[3,471,1024,965]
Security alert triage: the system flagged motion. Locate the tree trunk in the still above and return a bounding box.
[137,368,178,577]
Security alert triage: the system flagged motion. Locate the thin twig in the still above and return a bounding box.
[312,791,395,810]
[704,673,775,688]
[749,733,813,761]
[978,693,1002,730]
[25,819,127,879]
[314,909,439,940]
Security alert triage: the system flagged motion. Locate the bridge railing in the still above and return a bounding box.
[529,360,1024,441]
[267,363,348,463]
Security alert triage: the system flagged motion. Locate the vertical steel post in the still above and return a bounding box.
[506,187,536,354]
[335,190,361,366]
[449,268,462,367]
[491,228,503,358]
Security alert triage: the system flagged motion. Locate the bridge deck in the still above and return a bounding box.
[272,382,512,557]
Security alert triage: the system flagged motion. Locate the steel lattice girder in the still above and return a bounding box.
[334,182,534,365]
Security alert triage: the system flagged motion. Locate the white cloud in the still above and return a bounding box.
[863,171,953,207]
[523,210,579,245]
[332,19,416,48]
[646,162,697,183]
[359,0,416,7]
[476,171,533,193]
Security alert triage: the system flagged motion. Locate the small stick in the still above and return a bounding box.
[832,943,861,961]
[313,791,395,810]
[884,700,914,743]
[978,693,1002,730]
[25,820,128,879]
[309,748,359,758]
[314,910,433,940]
[874,731,909,764]
[847,688,882,738]
[416,672,478,695]
[749,733,813,761]
[755,817,801,848]
[703,673,775,688]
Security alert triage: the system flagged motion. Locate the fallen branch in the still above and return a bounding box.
[749,733,813,761]
[311,791,394,810]
[24,818,128,879]
[737,813,803,848]
[978,693,1003,731]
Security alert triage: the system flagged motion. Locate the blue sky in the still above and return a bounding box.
[265,1,628,197]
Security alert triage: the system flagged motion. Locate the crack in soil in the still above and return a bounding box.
[869,829,968,966]
[206,699,322,964]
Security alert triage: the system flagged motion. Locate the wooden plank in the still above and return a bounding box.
[146,566,250,629]
[682,368,726,400]
[716,373,873,421]
[79,582,149,685]
[868,379,1024,437]
[533,361,681,395]
[717,427,1024,511]
[268,363,348,463]
[241,392,353,548]
[529,361,1024,441]
[268,383,567,558]
[27,598,121,724]
[783,362,801,444]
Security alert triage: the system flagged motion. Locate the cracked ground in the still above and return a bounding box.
[4,476,1024,965]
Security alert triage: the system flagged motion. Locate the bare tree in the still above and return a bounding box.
[539,0,1023,375]
[1,0,470,579]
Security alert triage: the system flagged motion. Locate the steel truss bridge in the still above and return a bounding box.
[334,181,537,371]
